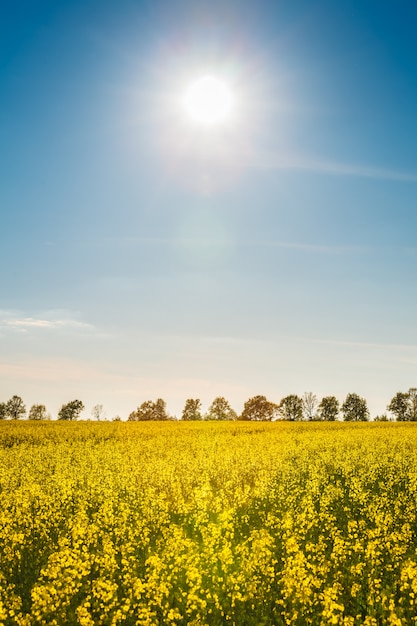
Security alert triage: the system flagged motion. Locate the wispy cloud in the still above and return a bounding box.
[6,318,90,330]
[244,154,417,183]
[97,235,359,255]
[244,240,359,254]
[168,143,417,182]
[0,310,94,334]
[300,337,417,351]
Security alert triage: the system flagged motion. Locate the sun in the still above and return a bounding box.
[182,75,234,125]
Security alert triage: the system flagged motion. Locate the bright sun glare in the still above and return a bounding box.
[183,76,234,125]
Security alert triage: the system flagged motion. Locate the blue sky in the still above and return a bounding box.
[1,0,417,419]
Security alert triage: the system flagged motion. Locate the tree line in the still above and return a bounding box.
[1,388,416,422]
[0,398,84,421]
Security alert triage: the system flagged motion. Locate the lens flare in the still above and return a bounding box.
[183,76,233,125]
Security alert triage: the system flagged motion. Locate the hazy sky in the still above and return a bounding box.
[1,0,417,419]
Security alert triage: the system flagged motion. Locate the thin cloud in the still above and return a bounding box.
[244,240,359,254]
[98,235,355,255]
[0,310,94,333]
[244,154,417,183]
[296,336,417,352]
[8,318,60,329]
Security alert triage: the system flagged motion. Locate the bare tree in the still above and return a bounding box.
[302,392,318,421]
[91,404,106,421]
[409,388,417,421]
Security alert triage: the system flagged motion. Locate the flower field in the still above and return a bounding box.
[1,421,417,625]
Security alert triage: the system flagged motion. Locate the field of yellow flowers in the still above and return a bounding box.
[1,420,417,625]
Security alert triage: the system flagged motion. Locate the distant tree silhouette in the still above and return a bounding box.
[182,399,203,421]
[58,400,84,421]
[374,414,389,422]
[342,393,369,422]
[6,395,26,420]
[387,392,410,421]
[388,388,417,421]
[206,396,237,421]
[28,404,50,420]
[0,402,7,420]
[317,396,339,421]
[278,395,303,421]
[240,395,278,421]
[128,399,169,421]
[206,397,237,421]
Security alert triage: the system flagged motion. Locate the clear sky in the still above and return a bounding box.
[1,0,417,420]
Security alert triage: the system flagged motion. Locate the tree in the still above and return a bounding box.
[6,395,26,420]
[128,399,169,421]
[0,402,7,420]
[239,395,278,421]
[387,389,417,421]
[277,395,303,421]
[374,414,389,422]
[154,398,168,421]
[302,392,318,421]
[28,404,50,420]
[342,393,369,422]
[317,396,339,421]
[182,399,203,421]
[206,397,237,421]
[387,392,410,421]
[91,404,105,421]
[409,388,417,421]
[58,400,85,421]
